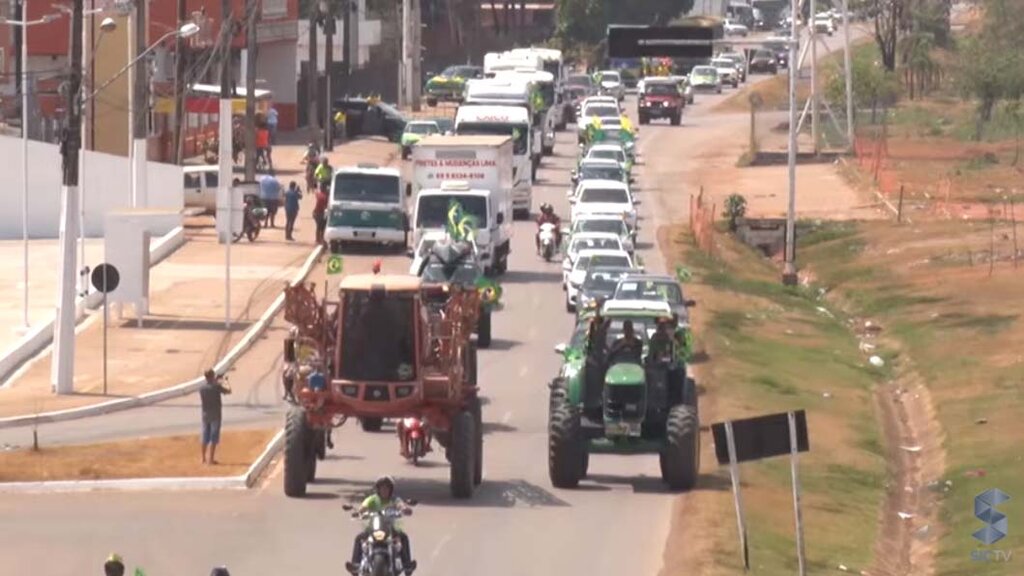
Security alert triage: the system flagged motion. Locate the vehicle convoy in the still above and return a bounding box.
[325,164,407,254]
[454,106,534,215]
[281,273,484,499]
[413,236,500,348]
[494,68,559,154]
[549,299,700,490]
[410,136,514,272]
[508,47,570,130]
[638,77,684,125]
[423,64,483,106]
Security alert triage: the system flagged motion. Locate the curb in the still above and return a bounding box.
[0,429,284,493]
[0,244,324,430]
[0,227,186,386]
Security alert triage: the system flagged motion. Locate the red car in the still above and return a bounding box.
[637,78,683,125]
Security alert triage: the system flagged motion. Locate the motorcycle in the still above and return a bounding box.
[397,417,432,465]
[538,222,558,262]
[233,194,265,243]
[344,503,417,576]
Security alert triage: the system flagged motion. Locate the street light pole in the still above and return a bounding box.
[131,0,149,209]
[322,0,335,152]
[782,0,799,286]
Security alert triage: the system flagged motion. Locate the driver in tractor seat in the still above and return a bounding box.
[346,476,417,576]
[608,320,643,365]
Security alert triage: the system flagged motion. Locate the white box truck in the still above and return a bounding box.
[411,135,515,274]
[454,104,533,218]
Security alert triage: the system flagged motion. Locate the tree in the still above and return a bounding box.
[955,0,1024,139]
[870,0,906,71]
[826,46,900,123]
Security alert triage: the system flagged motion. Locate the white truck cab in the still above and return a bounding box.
[454,105,533,218]
[412,181,512,275]
[324,163,406,253]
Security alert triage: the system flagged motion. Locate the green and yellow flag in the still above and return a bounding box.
[675,265,692,283]
[446,199,477,242]
[326,254,344,275]
[475,276,503,308]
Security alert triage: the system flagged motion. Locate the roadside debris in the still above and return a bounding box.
[869,356,885,367]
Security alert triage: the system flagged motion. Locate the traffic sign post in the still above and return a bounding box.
[91,263,121,395]
[712,410,810,573]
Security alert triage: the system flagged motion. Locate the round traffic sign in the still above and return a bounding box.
[91,263,121,294]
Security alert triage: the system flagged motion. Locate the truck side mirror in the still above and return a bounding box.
[405,184,413,197]
[405,249,414,258]
[685,299,697,307]
[496,213,505,225]
[554,343,566,354]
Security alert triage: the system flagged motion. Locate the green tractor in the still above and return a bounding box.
[548,299,699,490]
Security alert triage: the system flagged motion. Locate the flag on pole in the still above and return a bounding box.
[326,254,344,275]
[446,199,477,242]
[475,276,503,308]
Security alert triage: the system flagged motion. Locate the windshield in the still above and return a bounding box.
[712,60,733,68]
[542,61,560,77]
[582,105,618,118]
[600,72,621,83]
[571,237,620,253]
[615,280,683,304]
[577,254,631,270]
[334,173,400,203]
[339,291,416,382]
[589,149,625,163]
[416,195,488,229]
[645,83,679,96]
[407,123,438,135]
[692,67,716,77]
[584,270,630,292]
[442,66,478,78]
[580,188,629,204]
[576,219,626,235]
[455,121,528,155]
[421,261,480,284]
[567,74,592,87]
[579,165,625,181]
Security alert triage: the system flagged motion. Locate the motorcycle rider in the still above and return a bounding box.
[535,203,562,253]
[397,417,431,459]
[346,476,417,576]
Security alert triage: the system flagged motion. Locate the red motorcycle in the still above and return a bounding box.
[397,417,432,465]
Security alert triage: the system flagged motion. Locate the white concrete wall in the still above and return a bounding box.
[0,134,183,240]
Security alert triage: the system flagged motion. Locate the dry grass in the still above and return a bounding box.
[714,74,811,113]
[0,428,278,482]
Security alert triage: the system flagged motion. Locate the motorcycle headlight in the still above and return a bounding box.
[372,530,387,541]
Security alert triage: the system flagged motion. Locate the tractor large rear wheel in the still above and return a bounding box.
[449,410,476,498]
[549,393,586,488]
[471,397,484,485]
[284,407,311,497]
[477,309,492,349]
[660,404,700,490]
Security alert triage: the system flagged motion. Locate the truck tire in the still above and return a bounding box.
[638,113,648,125]
[284,407,310,497]
[471,397,483,485]
[660,404,700,491]
[426,97,437,107]
[306,448,318,483]
[360,417,384,432]
[671,112,681,126]
[449,410,476,498]
[477,309,492,349]
[549,393,586,488]
[543,143,555,156]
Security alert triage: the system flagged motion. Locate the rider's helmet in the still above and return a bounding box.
[210,567,231,576]
[541,203,553,215]
[375,475,396,495]
[103,554,125,576]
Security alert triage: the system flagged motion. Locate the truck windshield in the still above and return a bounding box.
[543,61,560,78]
[417,195,488,229]
[581,188,629,203]
[538,82,555,109]
[645,84,679,96]
[339,291,416,382]
[333,173,400,203]
[579,165,624,181]
[456,121,528,155]
[421,261,480,284]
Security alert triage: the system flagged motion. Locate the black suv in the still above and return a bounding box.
[332,98,407,142]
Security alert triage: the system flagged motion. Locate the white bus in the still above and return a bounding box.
[454,105,533,219]
[464,78,545,169]
[493,68,559,149]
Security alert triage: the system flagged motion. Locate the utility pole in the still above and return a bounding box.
[52,0,85,394]
[782,0,799,286]
[307,5,320,141]
[131,0,149,208]
[842,0,854,152]
[809,0,820,154]
[411,0,421,111]
[244,0,258,180]
[400,0,410,108]
[323,1,335,152]
[342,0,352,102]
[172,0,187,164]
[219,0,234,328]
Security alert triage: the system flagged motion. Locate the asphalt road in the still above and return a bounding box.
[0,30,865,572]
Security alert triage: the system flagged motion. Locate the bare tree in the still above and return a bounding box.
[873,0,906,71]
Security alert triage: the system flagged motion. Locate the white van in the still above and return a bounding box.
[455,104,533,218]
[183,165,220,213]
[493,69,558,153]
[324,164,406,252]
[463,78,545,169]
[413,181,511,274]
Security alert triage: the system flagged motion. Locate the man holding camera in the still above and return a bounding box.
[200,369,232,465]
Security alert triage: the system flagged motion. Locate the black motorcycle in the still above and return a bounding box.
[343,503,417,576]
[233,194,265,243]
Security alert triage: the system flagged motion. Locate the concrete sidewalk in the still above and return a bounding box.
[0,135,399,420]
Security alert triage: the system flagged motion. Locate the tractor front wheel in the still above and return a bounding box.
[477,310,492,348]
[660,404,700,490]
[471,397,484,486]
[549,393,586,488]
[284,407,311,497]
[360,417,384,432]
[450,410,477,498]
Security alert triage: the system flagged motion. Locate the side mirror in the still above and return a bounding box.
[496,213,505,225]
[554,343,567,354]
[342,504,354,511]
[569,198,576,204]
[685,299,697,307]
[405,249,414,258]
[633,199,641,205]
[405,184,413,197]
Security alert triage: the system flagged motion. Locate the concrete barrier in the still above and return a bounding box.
[0,245,324,429]
[0,227,186,387]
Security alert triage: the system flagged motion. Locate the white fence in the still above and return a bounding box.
[0,134,183,240]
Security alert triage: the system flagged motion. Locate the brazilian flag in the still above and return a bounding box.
[675,265,692,283]
[446,199,478,242]
[475,276,503,308]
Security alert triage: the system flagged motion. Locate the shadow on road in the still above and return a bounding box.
[584,470,731,494]
[124,317,255,332]
[401,477,572,508]
[481,422,518,435]
[482,339,519,352]
[501,270,563,284]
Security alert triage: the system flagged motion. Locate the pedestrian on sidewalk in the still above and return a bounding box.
[267,106,279,144]
[284,180,302,241]
[104,554,125,576]
[313,186,329,247]
[200,369,232,465]
[256,123,273,172]
[259,171,283,228]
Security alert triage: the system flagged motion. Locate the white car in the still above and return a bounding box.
[724,19,749,37]
[585,143,629,172]
[813,15,835,35]
[577,99,623,141]
[569,214,635,254]
[571,158,628,191]
[570,179,637,229]
[565,248,638,311]
[596,70,625,101]
[711,58,740,88]
[561,232,625,287]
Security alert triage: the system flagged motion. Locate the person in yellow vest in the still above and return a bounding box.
[333,109,347,142]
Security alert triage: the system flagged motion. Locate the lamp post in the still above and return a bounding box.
[320,0,336,152]
[0,10,63,331]
[51,19,200,395]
